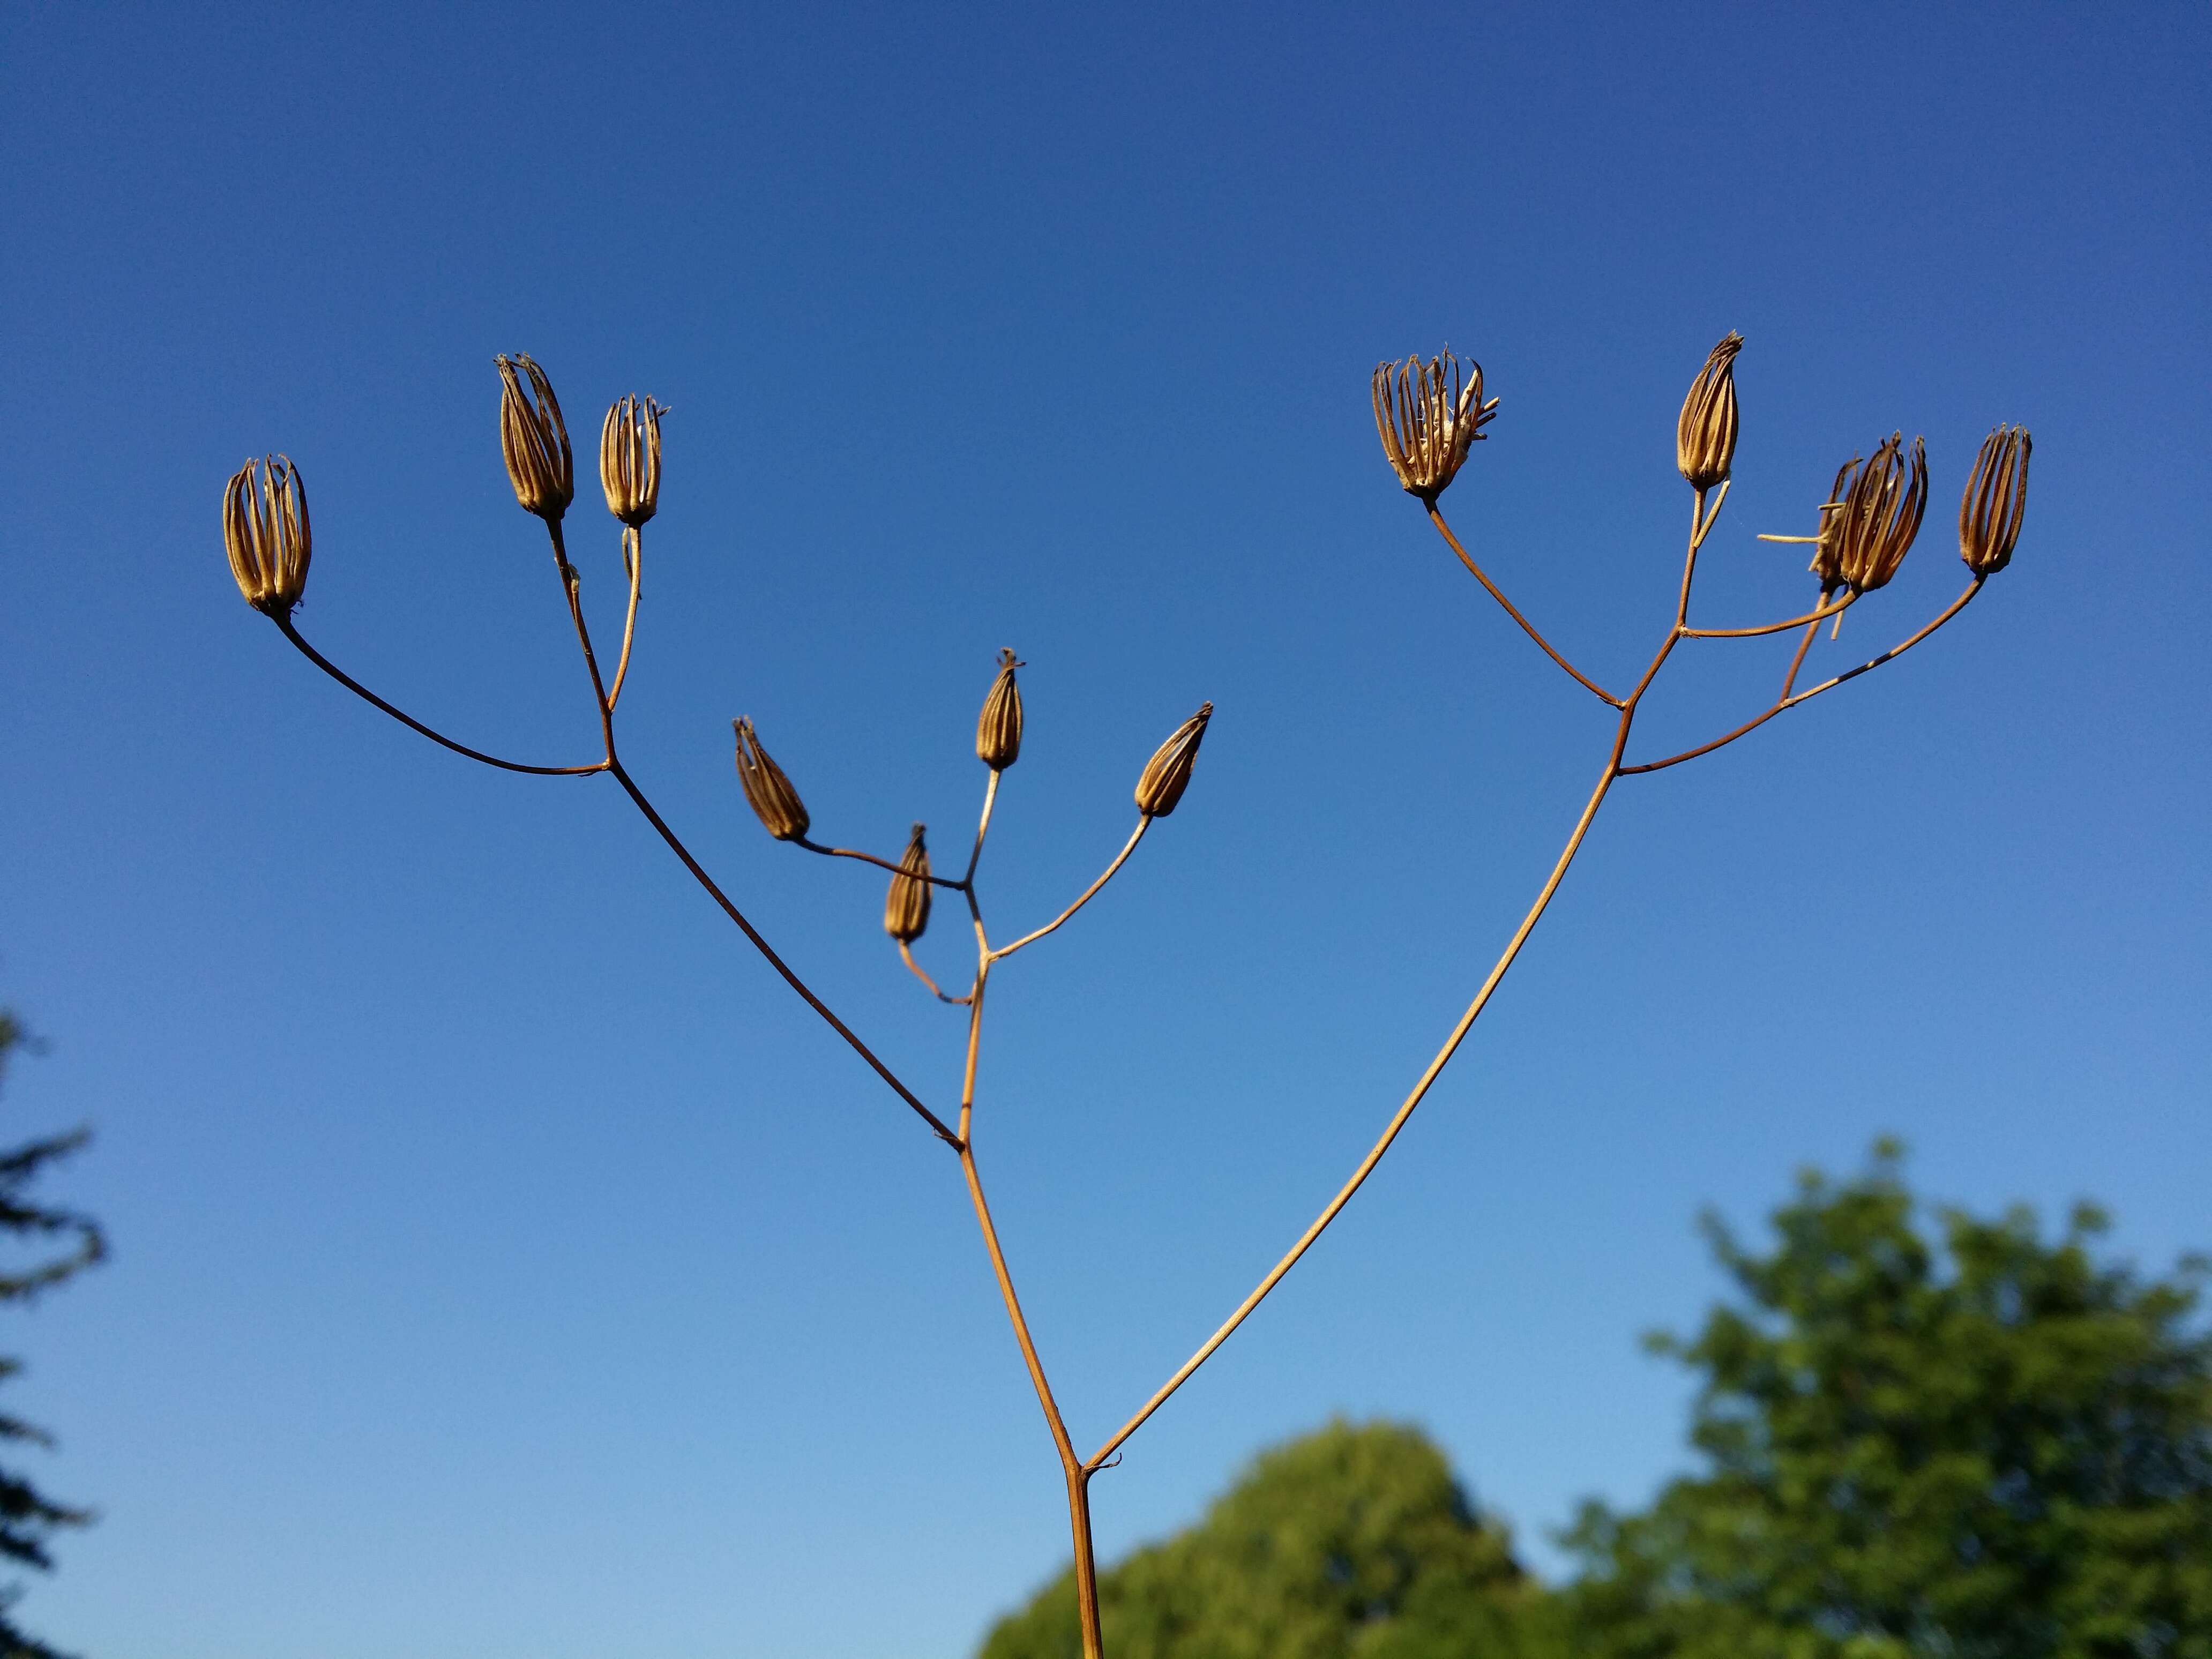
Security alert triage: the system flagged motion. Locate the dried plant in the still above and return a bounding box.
[221,333,2029,1658]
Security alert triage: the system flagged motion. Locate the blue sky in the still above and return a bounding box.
[3,3,2207,1655]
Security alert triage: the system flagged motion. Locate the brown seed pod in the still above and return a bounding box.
[600,394,666,529]
[1135,703,1213,818]
[733,718,810,841]
[222,454,311,616]
[1959,425,2031,576]
[1371,351,1498,502]
[1807,435,1927,596]
[1676,332,1744,491]
[975,648,1025,769]
[883,824,932,943]
[496,353,573,522]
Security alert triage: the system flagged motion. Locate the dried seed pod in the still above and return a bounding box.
[222,455,312,616]
[975,648,1025,769]
[600,394,666,529]
[884,824,932,943]
[496,353,573,522]
[1135,703,1213,818]
[1805,435,1927,596]
[733,718,810,841]
[1804,456,1859,595]
[1371,351,1498,502]
[1676,332,1744,490]
[1959,425,2031,576]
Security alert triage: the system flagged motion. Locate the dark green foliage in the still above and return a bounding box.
[0,1013,102,1659]
[1558,1141,2212,1659]
[977,1419,1554,1659]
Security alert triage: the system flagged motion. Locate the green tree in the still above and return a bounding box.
[0,1012,103,1659]
[1560,1141,2212,1659]
[978,1419,1554,1659]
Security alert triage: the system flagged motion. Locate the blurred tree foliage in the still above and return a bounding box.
[977,1145,2212,1659]
[0,1012,103,1659]
[1559,1140,2212,1658]
[978,1418,1552,1659]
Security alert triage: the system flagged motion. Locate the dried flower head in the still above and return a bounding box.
[884,824,932,943]
[1959,425,2031,576]
[1372,352,1499,501]
[734,718,810,841]
[496,354,573,522]
[222,455,312,616]
[976,649,1026,770]
[1809,434,1927,596]
[1676,332,1744,490]
[600,394,666,529]
[1135,703,1213,818]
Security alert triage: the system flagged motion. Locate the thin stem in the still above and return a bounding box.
[966,768,1003,885]
[1620,578,1983,776]
[1089,494,1711,1473]
[1782,577,1984,704]
[794,839,971,889]
[606,525,645,710]
[1683,591,1854,639]
[989,818,1152,963]
[274,617,607,776]
[900,940,970,1005]
[1427,505,1625,707]
[606,757,962,1149]
[548,521,618,762]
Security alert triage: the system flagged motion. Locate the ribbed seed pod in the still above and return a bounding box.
[1371,351,1499,501]
[1676,333,1744,490]
[976,648,1025,769]
[1959,425,2031,576]
[600,394,666,528]
[1805,456,1859,595]
[884,825,932,943]
[1135,703,1213,818]
[222,455,311,616]
[1824,434,1927,595]
[733,718,810,841]
[496,354,573,522]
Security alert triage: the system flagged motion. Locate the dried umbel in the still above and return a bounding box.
[1135,703,1213,818]
[884,825,932,943]
[222,455,312,616]
[1372,352,1499,502]
[1960,425,2031,576]
[976,649,1025,769]
[1810,434,1927,596]
[600,394,666,529]
[734,718,811,841]
[496,354,574,522]
[1676,332,1744,490]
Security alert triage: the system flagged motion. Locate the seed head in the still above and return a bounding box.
[222,455,312,616]
[733,718,810,841]
[1676,332,1744,491]
[600,394,666,529]
[884,825,932,944]
[1135,703,1213,818]
[496,354,573,522]
[1809,434,1927,596]
[1372,351,1498,502]
[1959,425,2031,576]
[976,649,1026,770]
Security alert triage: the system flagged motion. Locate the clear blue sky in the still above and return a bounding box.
[3,4,2207,1655]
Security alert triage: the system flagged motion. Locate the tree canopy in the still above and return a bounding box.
[977,1146,2212,1659]
[978,1419,1547,1659]
[0,1012,103,1659]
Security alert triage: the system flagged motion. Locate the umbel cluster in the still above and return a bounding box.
[220,333,2029,1659]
